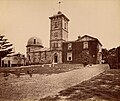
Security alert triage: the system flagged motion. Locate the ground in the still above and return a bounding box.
[0,64,114,101]
[40,69,120,101]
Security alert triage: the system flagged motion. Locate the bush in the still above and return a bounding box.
[108,55,119,69]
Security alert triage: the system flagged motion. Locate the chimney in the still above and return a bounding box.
[78,36,81,40]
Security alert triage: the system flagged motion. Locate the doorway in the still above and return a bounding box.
[54,53,58,63]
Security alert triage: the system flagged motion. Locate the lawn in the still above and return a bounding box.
[0,64,110,101]
[0,64,84,101]
[0,64,83,77]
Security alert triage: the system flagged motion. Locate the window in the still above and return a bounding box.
[52,42,58,48]
[53,43,55,48]
[64,22,67,29]
[34,39,36,44]
[28,55,30,61]
[83,42,88,49]
[58,43,61,47]
[55,42,58,48]
[67,52,72,61]
[55,22,58,28]
[28,48,30,52]
[51,43,54,48]
[68,43,72,50]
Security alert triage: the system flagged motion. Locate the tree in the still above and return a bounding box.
[102,48,108,63]
[0,34,13,66]
[107,47,120,69]
[78,51,92,66]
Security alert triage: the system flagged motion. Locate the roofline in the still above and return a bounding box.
[76,35,102,46]
[49,13,70,21]
[26,45,44,48]
[63,41,75,43]
[29,50,51,53]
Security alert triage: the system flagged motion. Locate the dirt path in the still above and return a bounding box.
[0,64,109,101]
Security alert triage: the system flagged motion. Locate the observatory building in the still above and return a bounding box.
[26,11,102,65]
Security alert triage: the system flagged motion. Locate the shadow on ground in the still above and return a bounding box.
[40,69,120,101]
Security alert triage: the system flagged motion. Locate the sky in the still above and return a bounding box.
[0,0,120,55]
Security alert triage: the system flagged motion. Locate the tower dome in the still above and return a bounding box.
[26,36,43,47]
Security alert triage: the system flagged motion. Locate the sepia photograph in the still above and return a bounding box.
[0,0,120,101]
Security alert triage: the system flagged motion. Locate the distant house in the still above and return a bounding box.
[62,35,102,64]
[1,53,27,67]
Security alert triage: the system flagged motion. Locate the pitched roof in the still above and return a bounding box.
[76,35,102,46]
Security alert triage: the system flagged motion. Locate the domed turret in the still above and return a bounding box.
[26,36,43,47]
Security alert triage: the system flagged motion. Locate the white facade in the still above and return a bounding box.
[1,53,26,67]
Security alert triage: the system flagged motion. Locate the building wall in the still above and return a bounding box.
[26,38,102,65]
[26,46,42,53]
[96,43,102,64]
[2,54,26,67]
[27,50,52,65]
[62,40,102,64]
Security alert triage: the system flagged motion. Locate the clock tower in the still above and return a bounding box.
[49,11,69,63]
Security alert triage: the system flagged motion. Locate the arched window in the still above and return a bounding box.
[34,39,36,44]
